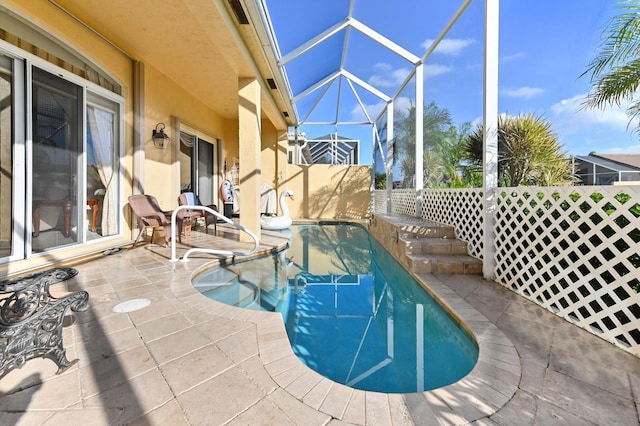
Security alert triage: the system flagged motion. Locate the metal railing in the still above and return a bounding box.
[170,205,259,262]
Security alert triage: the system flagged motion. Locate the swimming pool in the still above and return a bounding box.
[192,223,478,393]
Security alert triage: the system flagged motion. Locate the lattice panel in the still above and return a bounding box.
[373,190,387,214]
[390,190,417,216]
[421,189,485,259]
[494,186,640,355]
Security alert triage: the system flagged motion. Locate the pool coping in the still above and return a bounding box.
[173,222,520,424]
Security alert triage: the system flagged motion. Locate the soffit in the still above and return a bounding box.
[51,0,289,126]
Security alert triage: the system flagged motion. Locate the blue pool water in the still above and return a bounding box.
[192,224,478,393]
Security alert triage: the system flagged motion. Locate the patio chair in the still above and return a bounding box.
[128,194,182,247]
[178,192,218,234]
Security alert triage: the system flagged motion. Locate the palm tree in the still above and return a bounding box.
[395,101,463,187]
[464,113,574,187]
[582,1,640,130]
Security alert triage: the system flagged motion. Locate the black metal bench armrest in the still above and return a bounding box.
[0,268,89,377]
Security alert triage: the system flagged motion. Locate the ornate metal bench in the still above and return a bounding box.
[0,267,89,378]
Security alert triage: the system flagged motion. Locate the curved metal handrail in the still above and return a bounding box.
[170,205,259,262]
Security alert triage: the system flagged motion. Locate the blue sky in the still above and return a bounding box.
[266,0,639,163]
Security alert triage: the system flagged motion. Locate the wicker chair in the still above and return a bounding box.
[128,194,180,247]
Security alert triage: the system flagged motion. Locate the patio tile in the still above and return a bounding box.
[160,343,234,395]
[73,311,133,337]
[126,298,179,325]
[548,348,632,400]
[0,359,59,394]
[404,392,436,424]
[285,368,325,399]
[364,391,392,426]
[146,326,211,364]
[388,393,413,425]
[265,352,304,378]
[42,407,124,426]
[0,369,81,410]
[341,389,367,425]
[79,344,157,397]
[227,397,294,425]
[127,400,189,425]
[136,312,193,342]
[238,355,279,395]
[542,369,637,426]
[76,327,144,366]
[495,312,554,362]
[0,411,52,425]
[488,390,537,426]
[116,283,166,301]
[318,382,353,419]
[534,398,601,426]
[213,325,259,363]
[195,315,254,343]
[302,377,333,410]
[268,388,332,425]
[177,367,265,425]
[83,368,174,424]
[517,355,547,396]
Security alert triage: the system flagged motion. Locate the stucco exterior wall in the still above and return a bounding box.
[285,165,371,220]
[143,64,226,210]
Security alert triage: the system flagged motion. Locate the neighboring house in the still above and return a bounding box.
[574,154,640,185]
[0,1,371,276]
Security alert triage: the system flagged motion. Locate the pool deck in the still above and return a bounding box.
[1,219,639,425]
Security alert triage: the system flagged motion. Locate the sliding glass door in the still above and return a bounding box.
[31,68,82,251]
[0,55,13,259]
[179,130,217,206]
[86,93,120,239]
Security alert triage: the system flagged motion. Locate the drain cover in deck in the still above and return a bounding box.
[112,298,151,313]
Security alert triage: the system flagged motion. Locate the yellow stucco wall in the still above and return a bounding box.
[143,64,226,211]
[285,165,371,220]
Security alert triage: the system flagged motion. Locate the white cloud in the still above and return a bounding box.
[349,96,414,122]
[424,64,452,79]
[368,63,412,88]
[367,62,453,90]
[548,93,640,154]
[501,86,545,99]
[501,52,525,63]
[550,93,631,133]
[421,38,475,56]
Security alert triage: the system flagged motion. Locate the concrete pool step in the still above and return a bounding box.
[407,252,483,275]
[371,213,483,276]
[404,236,469,255]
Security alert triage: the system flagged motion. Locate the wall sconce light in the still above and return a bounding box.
[152,123,170,149]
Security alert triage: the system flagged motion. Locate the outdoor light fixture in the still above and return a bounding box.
[152,123,170,149]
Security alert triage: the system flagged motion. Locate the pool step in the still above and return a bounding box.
[408,253,483,275]
[404,237,469,255]
[371,213,482,276]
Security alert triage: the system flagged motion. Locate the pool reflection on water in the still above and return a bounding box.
[192,224,478,393]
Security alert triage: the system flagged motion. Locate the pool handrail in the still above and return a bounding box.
[170,205,259,262]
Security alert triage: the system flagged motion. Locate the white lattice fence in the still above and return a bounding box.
[421,189,485,260]
[373,190,387,213]
[373,189,484,259]
[494,186,640,355]
[390,189,417,216]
